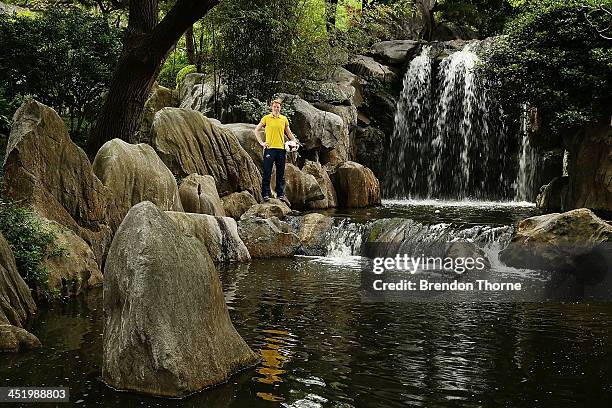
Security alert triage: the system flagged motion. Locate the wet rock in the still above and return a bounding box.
[370,40,420,65]
[237,217,301,258]
[271,164,325,210]
[150,108,262,200]
[42,219,103,298]
[500,208,612,272]
[3,99,112,265]
[103,202,257,397]
[345,55,397,84]
[445,240,491,271]
[240,199,292,220]
[296,213,334,256]
[330,161,381,208]
[536,176,569,213]
[221,191,258,220]
[166,212,250,263]
[0,232,36,327]
[179,174,225,216]
[302,161,337,209]
[0,324,41,353]
[92,138,183,231]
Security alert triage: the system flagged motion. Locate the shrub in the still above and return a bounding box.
[175,64,197,90]
[0,196,64,300]
[159,50,191,89]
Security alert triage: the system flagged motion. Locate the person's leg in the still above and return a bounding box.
[261,148,274,199]
[274,149,286,198]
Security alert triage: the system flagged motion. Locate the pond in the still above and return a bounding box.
[2,202,611,407]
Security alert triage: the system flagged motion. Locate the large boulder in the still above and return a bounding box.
[178,174,225,216]
[0,324,41,353]
[329,67,363,107]
[271,164,325,210]
[237,217,301,258]
[179,73,227,118]
[566,123,612,214]
[150,108,262,200]
[41,219,103,298]
[345,55,397,84]
[280,80,355,106]
[295,213,334,256]
[137,83,177,144]
[93,139,183,231]
[0,232,36,327]
[240,199,292,220]
[536,176,569,213]
[276,94,344,154]
[330,162,381,208]
[222,191,258,220]
[166,212,250,263]
[302,161,337,209]
[312,102,357,164]
[220,123,262,172]
[500,208,612,272]
[103,202,257,397]
[370,40,420,65]
[3,99,112,265]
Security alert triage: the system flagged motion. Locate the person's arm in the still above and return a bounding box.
[284,119,297,142]
[254,119,269,148]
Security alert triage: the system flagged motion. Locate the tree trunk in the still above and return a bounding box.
[185,25,196,65]
[86,0,219,157]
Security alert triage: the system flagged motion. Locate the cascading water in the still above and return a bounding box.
[384,40,519,201]
[325,218,368,257]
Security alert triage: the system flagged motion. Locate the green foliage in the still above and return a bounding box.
[175,65,197,89]
[230,95,297,124]
[0,196,64,300]
[159,50,191,89]
[0,7,121,147]
[436,0,520,38]
[0,88,23,163]
[481,0,612,136]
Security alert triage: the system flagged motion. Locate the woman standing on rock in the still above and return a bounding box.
[254,98,298,203]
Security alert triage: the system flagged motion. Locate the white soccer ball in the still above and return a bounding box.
[285,140,300,152]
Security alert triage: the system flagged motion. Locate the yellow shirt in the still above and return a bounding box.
[261,114,288,149]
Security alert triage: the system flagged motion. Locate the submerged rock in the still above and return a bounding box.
[103,202,257,397]
[237,217,301,258]
[222,191,258,220]
[166,211,250,263]
[0,324,41,353]
[93,138,183,231]
[178,174,225,216]
[330,161,381,208]
[150,108,262,200]
[500,208,612,272]
[0,232,36,328]
[3,99,113,265]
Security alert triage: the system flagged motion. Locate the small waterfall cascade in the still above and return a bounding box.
[325,219,368,257]
[384,41,517,201]
[515,104,538,202]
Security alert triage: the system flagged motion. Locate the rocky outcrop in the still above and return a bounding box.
[222,191,258,220]
[276,94,343,156]
[3,99,112,265]
[0,324,41,353]
[345,55,397,84]
[179,73,227,118]
[302,161,337,209]
[0,232,36,328]
[240,199,292,220]
[312,102,357,164]
[41,219,103,297]
[566,123,612,214]
[500,208,612,272]
[370,40,420,65]
[271,164,324,210]
[295,213,334,256]
[329,67,363,107]
[92,138,183,231]
[103,202,257,397]
[137,83,177,144]
[178,174,225,216]
[536,176,569,213]
[237,217,301,258]
[355,126,385,180]
[166,212,250,263]
[150,108,262,200]
[330,162,381,208]
[280,80,355,106]
[0,1,26,15]
[220,123,262,172]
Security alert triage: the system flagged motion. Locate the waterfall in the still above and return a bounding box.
[384,41,517,201]
[515,105,538,201]
[325,219,368,257]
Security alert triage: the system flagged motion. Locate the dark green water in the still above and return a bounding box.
[2,257,612,408]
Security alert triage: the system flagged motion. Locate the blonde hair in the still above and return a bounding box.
[271,98,282,106]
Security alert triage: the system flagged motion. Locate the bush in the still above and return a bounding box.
[0,196,64,300]
[0,7,121,147]
[159,50,191,89]
[175,64,197,89]
[481,0,612,138]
